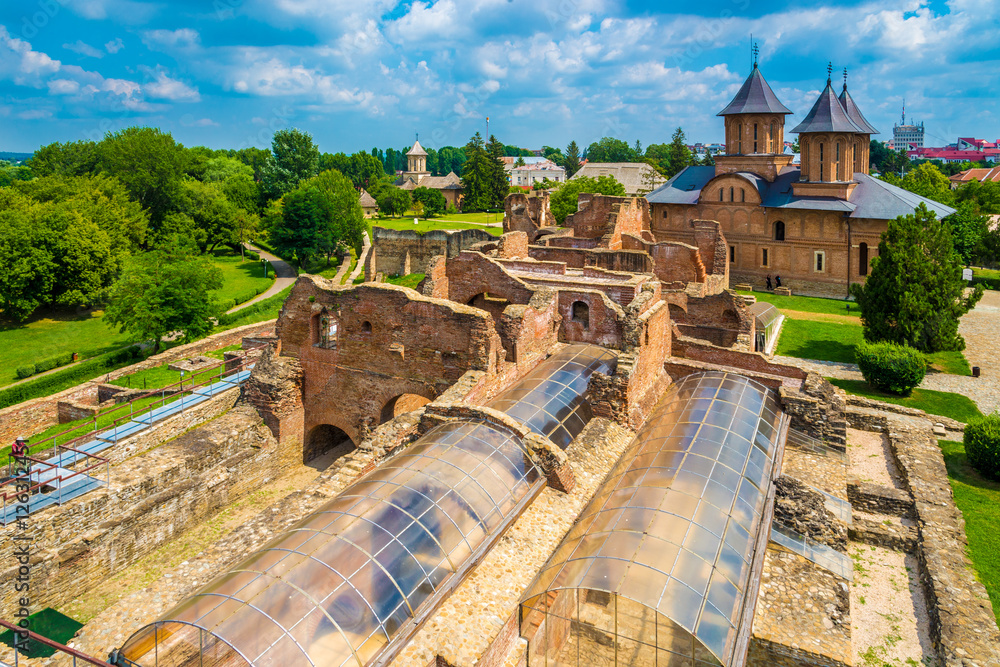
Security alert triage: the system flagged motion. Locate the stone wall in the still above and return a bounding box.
[503,192,553,242]
[778,373,848,450]
[0,404,284,620]
[0,320,275,446]
[365,227,495,280]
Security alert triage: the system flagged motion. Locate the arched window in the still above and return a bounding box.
[738,124,743,154]
[730,187,734,202]
[836,142,841,181]
[719,188,724,202]
[819,143,825,181]
[770,122,776,153]
[774,220,785,241]
[741,188,746,202]
[753,123,758,153]
[361,321,372,333]
[859,243,869,276]
[571,301,590,330]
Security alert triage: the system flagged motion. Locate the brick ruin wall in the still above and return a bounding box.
[564,194,651,248]
[0,401,289,621]
[364,227,495,280]
[0,320,275,447]
[503,191,553,241]
[526,244,653,274]
[275,277,505,446]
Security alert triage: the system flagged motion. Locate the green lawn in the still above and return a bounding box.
[207,250,274,305]
[373,218,503,236]
[973,268,1000,280]
[0,310,133,389]
[401,210,505,225]
[830,378,983,423]
[737,290,859,318]
[301,251,351,280]
[385,274,426,290]
[938,439,1000,625]
[777,319,861,363]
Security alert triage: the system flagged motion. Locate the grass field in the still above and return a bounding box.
[385,274,426,290]
[938,439,1000,625]
[396,210,505,225]
[830,378,983,423]
[207,250,274,304]
[302,252,350,280]
[757,291,971,375]
[372,218,503,236]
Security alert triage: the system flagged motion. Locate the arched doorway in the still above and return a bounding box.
[380,394,432,425]
[305,424,355,464]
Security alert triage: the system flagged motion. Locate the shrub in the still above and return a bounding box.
[972,275,1000,291]
[56,353,74,366]
[964,414,1000,480]
[855,340,926,395]
[35,358,57,373]
[16,365,35,379]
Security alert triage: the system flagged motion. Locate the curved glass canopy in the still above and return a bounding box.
[748,302,783,354]
[519,372,785,667]
[117,345,616,667]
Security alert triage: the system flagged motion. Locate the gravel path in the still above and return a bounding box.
[774,289,1000,416]
[847,428,904,488]
[348,230,371,284]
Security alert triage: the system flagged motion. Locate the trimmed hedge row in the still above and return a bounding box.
[855,340,927,395]
[0,345,145,410]
[216,287,292,329]
[971,275,1000,291]
[217,283,273,315]
[965,413,1000,480]
[14,352,77,380]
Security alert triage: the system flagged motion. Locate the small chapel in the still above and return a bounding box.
[394,139,464,209]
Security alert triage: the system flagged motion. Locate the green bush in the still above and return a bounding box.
[35,358,57,373]
[965,414,1000,480]
[855,340,927,395]
[16,365,35,379]
[972,275,1000,291]
[56,353,74,366]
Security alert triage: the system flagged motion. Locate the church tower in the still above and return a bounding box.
[715,54,794,182]
[791,67,864,198]
[405,139,430,182]
[838,69,878,176]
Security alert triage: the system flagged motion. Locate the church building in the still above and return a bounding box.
[394,139,464,209]
[646,61,953,297]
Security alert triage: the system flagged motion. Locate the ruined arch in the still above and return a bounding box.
[380,394,433,424]
[304,424,355,464]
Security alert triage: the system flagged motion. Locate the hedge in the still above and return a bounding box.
[971,275,1000,291]
[0,345,145,410]
[11,351,79,381]
[965,413,1000,480]
[216,286,292,330]
[855,340,927,395]
[16,365,35,379]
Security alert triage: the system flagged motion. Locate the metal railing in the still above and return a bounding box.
[0,345,267,518]
[0,618,113,666]
[1,447,110,523]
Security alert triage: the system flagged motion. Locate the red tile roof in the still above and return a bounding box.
[950,167,1000,183]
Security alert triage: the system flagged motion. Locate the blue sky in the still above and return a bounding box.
[0,0,997,154]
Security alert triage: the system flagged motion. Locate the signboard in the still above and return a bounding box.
[963,268,974,282]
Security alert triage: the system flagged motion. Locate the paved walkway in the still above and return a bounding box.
[347,231,371,284]
[227,245,297,314]
[774,289,1000,416]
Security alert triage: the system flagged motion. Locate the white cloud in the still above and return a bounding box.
[385,1,461,42]
[105,38,125,54]
[143,28,200,50]
[141,67,200,102]
[48,78,81,94]
[64,40,104,58]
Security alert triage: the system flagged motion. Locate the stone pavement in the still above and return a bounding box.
[775,289,1000,416]
[226,244,297,314]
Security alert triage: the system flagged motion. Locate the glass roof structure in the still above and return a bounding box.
[488,345,618,449]
[519,372,787,667]
[748,302,783,354]
[116,345,616,667]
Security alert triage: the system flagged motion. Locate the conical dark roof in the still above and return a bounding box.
[838,86,879,135]
[792,79,863,134]
[717,64,792,116]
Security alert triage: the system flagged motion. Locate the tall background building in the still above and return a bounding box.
[893,102,925,149]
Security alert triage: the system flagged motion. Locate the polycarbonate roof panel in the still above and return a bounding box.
[748,302,781,330]
[119,344,615,667]
[520,372,784,665]
[488,344,617,449]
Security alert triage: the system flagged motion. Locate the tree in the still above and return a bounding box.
[486,135,510,209]
[548,174,626,224]
[300,169,367,259]
[261,128,320,199]
[665,127,693,178]
[0,161,34,186]
[461,133,494,212]
[894,162,954,206]
[584,137,639,163]
[946,202,991,265]
[269,187,325,267]
[97,127,188,224]
[850,204,983,352]
[955,179,1000,215]
[376,186,411,218]
[105,237,223,350]
[412,187,446,218]
[28,140,99,177]
[563,141,581,177]
[173,179,241,252]
[203,157,261,214]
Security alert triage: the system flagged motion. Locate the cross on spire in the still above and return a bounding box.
[752,42,759,67]
[826,61,833,83]
[843,67,848,88]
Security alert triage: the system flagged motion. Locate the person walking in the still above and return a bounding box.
[775,275,782,288]
[765,274,773,291]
